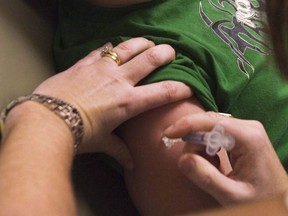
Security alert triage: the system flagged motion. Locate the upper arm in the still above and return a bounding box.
[117,97,222,215]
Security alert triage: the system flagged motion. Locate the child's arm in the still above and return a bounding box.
[118,96,230,215]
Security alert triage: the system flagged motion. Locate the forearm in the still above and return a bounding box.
[0,102,76,216]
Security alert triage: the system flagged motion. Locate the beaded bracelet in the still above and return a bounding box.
[0,94,84,154]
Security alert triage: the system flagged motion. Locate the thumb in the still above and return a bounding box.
[178,153,251,205]
[102,135,134,171]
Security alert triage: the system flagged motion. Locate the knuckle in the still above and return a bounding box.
[206,111,224,122]
[77,49,100,66]
[135,37,155,47]
[181,116,194,127]
[75,59,85,67]
[200,172,215,189]
[117,37,153,53]
[225,186,254,205]
[146,48,165,66]
[250,120,265,131]
[71,63,86,74]
[248,120,265,139]
[117,42,133,55]
[117,88,135,112]
[88,49,99,56]
[206,111,219,117]
[160,81,178,101]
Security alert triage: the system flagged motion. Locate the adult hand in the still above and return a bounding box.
[34,37,192,169]
[163,112,288,205]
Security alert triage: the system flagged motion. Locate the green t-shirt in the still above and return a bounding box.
[54,0,288,169]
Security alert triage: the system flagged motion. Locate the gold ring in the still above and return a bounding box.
[101,46,121,65]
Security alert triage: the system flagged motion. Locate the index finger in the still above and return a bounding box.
[163,112,227,138]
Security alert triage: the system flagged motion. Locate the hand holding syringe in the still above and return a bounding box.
[162,125,235,156]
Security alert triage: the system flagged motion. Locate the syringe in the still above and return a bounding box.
[162,125,235,156]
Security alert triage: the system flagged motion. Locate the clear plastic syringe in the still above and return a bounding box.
[162,125,235,156]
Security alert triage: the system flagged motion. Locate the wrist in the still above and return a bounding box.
[2,101,75,157]
[0,102,76,216]
[1,94,84,154]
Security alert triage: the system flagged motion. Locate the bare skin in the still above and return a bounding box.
[0,38,192,216]
[118,98,230,215]
[84,1,231,214]
[164,112,288,206]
